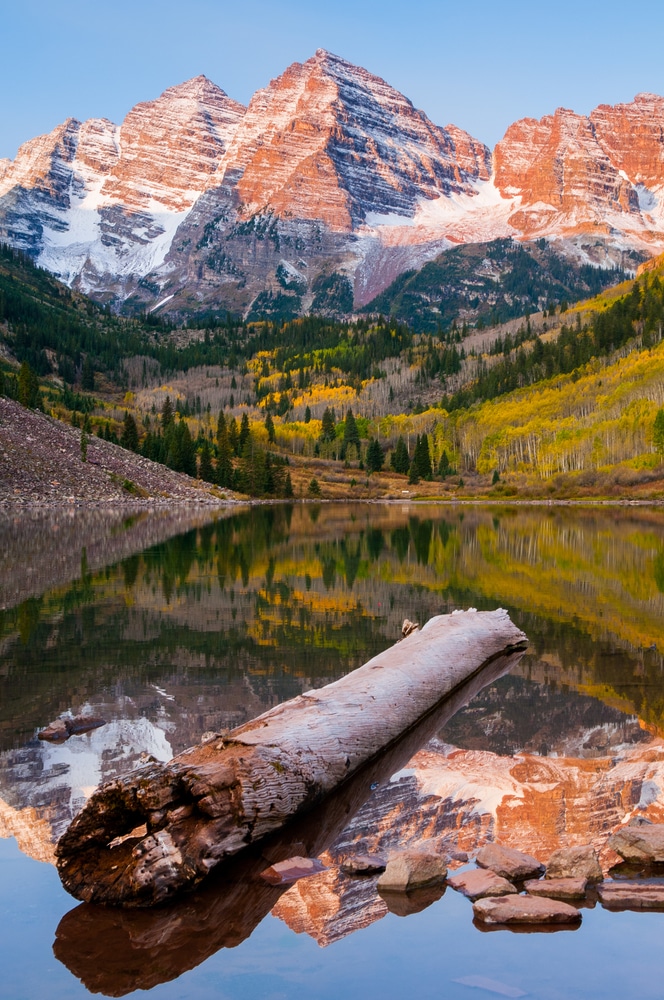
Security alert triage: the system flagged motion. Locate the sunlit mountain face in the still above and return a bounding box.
[1,53,663,318]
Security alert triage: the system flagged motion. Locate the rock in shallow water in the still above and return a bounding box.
[376,850,447,891]
[598,881,664,909]
[608,825,664,864]
[545,845,602,882]
[472,895,582,925]
[340,853,386,875]
[524,877,588,900]
[447,868,517,901]
[475,843,544,881]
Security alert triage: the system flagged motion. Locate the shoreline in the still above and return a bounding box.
[2,495,664,510]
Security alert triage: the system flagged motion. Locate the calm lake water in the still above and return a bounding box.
[2,502,664,1000]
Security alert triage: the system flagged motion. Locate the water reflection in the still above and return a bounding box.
[3,504,664,993]
[53,651,521,996]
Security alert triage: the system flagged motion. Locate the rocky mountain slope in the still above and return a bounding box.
[0,397,232,505]
[1,52,664,318]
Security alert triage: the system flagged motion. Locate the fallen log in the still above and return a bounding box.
[55,644,525,995]
[56,608,527,907]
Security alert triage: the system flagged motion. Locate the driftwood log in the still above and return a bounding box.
[55,645,526,995]
[56,608,527,908]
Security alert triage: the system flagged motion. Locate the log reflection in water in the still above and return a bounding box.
[53,648,525,996]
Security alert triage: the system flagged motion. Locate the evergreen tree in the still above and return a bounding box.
[304,405,311,423]
[198,438,214,482]
[320,407,336,442]
[366,438,384,473]
[265,411,276,444]
[238,412,251,454]
[216,410,234,488]
[121,411,139,451]
[390,437,410,475]
[236,434,267,496]
[284,472,294,498]
[161,395,174,431]
[263,451,275,495]
[166,419,196,476]
[17,361,41,409]
[228,415,239,455]
[438,449,453,478]
[413,434,432,480]
[82,356,95,391]
[654,408,664,457]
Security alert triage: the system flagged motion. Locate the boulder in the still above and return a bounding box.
[340,853,386,876]
[376,850,447,891]
[260,856,327,885]
[598,881,664,909]
[524,877,587,900]
[447,868,517,901]
[608,825,664,864]
[475,844,544,881]
[545,845,602,883]
[473,895,582,926]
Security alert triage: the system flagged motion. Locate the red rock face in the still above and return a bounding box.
[102,76,246,212]
[590,93,664,189]
[494,94,664,244]
[494,108,639,238]
[218,50,490,232]
[0,119,82,205]
[2,59,664,310]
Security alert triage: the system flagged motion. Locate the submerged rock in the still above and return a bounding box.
[476,844,544,881]
[472,895,582,926]
[340,854,387,876]
[598,880,664,909]
[376,850,447,891]
[447,868,517,901]
[524,877,588,900]
[608,825,664,864]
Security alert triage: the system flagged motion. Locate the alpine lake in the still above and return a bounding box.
[2,501,664,1000]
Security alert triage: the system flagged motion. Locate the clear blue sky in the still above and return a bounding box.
[2,0,664,160]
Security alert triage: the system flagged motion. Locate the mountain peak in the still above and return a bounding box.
[220,49,489,232]
[160,74,238,104]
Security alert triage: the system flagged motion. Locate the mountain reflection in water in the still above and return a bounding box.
[2,503,664,995]
[53,650,520,996]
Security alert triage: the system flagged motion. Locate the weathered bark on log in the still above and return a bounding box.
[55,608,527,908]
[55,645,526,995]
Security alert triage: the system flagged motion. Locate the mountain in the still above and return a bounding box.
[0,76,245,302]
[493,93,664,260]
[1,54,664,319]
[363,237,626,331]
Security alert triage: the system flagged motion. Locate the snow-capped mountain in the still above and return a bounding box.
[1,52,664,316]
[0,75,244,300]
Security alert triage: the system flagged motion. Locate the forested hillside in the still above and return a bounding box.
[363,238,627,332]
[2,241,664,501]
